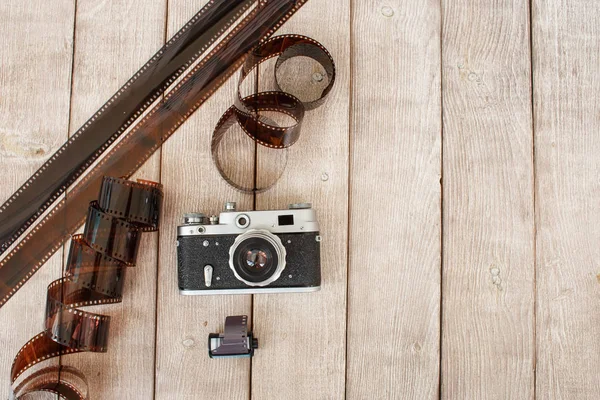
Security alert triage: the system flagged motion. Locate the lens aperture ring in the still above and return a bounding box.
[228,229,287,287]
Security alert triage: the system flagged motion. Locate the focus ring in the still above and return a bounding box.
[228,229,287,287]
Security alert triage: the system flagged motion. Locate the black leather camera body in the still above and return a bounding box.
[177,202,321,295]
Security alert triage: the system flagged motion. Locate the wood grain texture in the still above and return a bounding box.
[251,0,350,398]
[0,0,75,395]
[346,1,442,398]
[154,1,253,399]
[533,1,600,398]
[60,1,167,398]
[441,0,535,398]
[4,0,600,399]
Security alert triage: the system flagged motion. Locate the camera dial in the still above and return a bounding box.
[228,229,287,287]
[288,203,312,210]
[183,213,207,224]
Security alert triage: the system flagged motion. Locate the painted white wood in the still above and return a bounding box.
[1,0,599,398]
[441,0,535,398]
[533,0,600,398]
[251,0,350,398]
[0,0,75,395]
[346,1,442,399]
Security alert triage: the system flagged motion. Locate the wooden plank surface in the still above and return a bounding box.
[3,0,600,398]
[250,0,350,398]
[59,1,167,398]
[441,0,535,398]
[0,0,75,395]
[533,1,600,398]
[346,1,442,399]
[154,1,253,399]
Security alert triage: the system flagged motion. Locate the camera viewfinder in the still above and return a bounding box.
[278,215,294,226]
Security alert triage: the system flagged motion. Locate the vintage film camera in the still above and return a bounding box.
[177,202,321,294]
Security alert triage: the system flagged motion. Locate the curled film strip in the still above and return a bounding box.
[10,177,163,400]
[0,0,311,308]
[211,34,336,192]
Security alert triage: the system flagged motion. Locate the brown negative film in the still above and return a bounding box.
[97,177,163,231]
[12,366,89,400]
[45,286,112,351]
[11,334,70,383]
[64,235,126,298]
[211,34,336,192]
[0,0,255,257]
[241,35,336,111]
[83,202,142,265]
[0,0,310,309]
[11,177,163,399]
[235,91,306,148]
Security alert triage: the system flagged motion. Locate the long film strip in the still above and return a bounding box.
[0,0,254,256]
[0,0,312,308]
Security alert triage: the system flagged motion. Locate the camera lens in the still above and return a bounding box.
[245,249,268,270]
[229,230,287,286]
[233,238,277,282]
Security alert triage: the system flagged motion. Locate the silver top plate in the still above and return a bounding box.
[178,207,320,236]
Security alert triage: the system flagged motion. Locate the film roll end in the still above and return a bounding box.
[208,315,258,359]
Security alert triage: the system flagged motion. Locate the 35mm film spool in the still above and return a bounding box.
[11,177,163,400]
[0,0,312,309]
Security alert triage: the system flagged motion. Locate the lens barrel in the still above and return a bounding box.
[228,230,286,287]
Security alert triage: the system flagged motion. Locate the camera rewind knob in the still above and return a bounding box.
[288,203,312,210]
[183,213,207,224]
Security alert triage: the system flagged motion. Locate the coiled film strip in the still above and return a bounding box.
[10,177,163,400]
[0,0,311,308]
[212,34,336,192]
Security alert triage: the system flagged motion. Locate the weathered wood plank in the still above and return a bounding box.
[251,0,350,398]
[441,0,535,398]
[346,1,442,398]
[533,1,600,398]
[154,1,253,399]
[60,1,167,398]
[0,0,75,395]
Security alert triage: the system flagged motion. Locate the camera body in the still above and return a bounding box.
[177,202,321,295]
